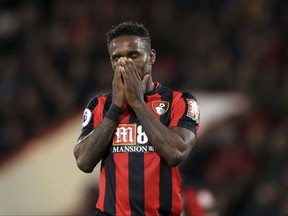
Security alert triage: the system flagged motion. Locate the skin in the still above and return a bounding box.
[74,35,196,173]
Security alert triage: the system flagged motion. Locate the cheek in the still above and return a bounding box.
[134,54,149,70]
[137,64,151,79]
[134,61,148,75]
[111,61,119,71]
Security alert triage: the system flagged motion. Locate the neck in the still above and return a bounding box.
[145,80,155,93]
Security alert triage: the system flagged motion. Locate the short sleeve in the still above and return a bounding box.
[77,96,104,141]
[169,92,200,135]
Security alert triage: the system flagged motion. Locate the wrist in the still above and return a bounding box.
[130,100,146,111]
[105,104,122,121]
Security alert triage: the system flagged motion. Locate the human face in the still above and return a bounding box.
[108,35,156,79]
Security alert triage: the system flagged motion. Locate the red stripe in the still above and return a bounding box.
[114,153,131,215]
[144,152,160,215]
[171,167,182,215]
[196,124,200,132]
[93,96,107,127]
[169,92,185,127]
[96,165,106,211]
[183,187,205,216]
[118,103,132,123]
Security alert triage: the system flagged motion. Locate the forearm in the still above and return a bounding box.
[74,118,117,173]
[132,101,192,166]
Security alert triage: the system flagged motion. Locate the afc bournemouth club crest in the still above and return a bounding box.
[186,99,200,123]
[152,101,169,115]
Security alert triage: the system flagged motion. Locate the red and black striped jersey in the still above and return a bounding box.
[78,82,200,216]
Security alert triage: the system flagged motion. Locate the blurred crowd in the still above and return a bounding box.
[0,0,287,215]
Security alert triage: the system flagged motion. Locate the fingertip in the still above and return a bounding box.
[119,66,124,72]
[119,57,125,65]
[142,74,150,84]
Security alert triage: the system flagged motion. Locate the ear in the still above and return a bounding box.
[149,49,156,65]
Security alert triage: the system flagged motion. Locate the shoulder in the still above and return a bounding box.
[170,88,198,103]
[180,91,198,101]
[157,84,198,102]
[85,93,112,110]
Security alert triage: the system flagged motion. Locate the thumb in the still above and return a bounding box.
[142,73,150,87]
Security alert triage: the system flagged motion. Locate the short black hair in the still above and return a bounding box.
[107,20,151,48]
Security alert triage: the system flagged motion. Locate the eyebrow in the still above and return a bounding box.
[127,50,141,56]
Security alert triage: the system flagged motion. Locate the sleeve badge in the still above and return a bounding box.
[186,99,200,123]
[82,108,92,127]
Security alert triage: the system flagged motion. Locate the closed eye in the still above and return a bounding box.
[111,55,121,62]
[128,51,141,59]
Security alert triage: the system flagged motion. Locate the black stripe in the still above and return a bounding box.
[159,158,172,215]
[103,94,116,215]
[129,111,145,215]
[153,85,173,214]
[129,152,145,215]
[158,86,173,126]
[103,155,116,215]
[103,93,113,116]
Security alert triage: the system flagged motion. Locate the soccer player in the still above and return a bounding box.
[74,20,200,216]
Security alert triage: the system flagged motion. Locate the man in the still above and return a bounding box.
[74,21,200,216]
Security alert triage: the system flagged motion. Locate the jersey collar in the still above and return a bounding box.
[145,82,161,96]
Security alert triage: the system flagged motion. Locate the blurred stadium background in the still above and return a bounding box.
[0,0,287,215]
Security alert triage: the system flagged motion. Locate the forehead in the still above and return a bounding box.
[108,35,148,54]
